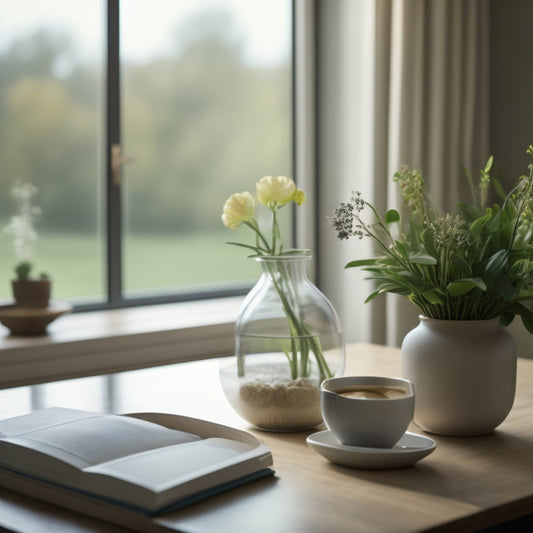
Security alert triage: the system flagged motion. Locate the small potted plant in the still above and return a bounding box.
[4,181,51,309]
[11,260,51,309]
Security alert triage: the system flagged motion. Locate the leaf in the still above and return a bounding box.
[397,270,423,284]
[469,209,493,236]
[393,240,410,258]
[345,259,379,269]
[478,238,491,262]
[370,271,414,291]
[495,275,516,301]
[409,253,437,265]
[485,249,508,276]
[420,227,438,257]
[422,289,446,305]
[457,202,482,222]
[408,221,422,250]
[364,290,382,303]
[375,282,411,295]
[499,311,514,327]
[487,206,506,237]
[499,200,516,226]
[361,267,389,275]
[225,241,262,253]
[447,278,487,297]
[484,155,494,174]
[385,209,400,225]
[452,254,471,272]
[491,176,507,200]
[504,302,533,333]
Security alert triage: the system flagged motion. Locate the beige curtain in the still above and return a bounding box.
[318,0,490,346]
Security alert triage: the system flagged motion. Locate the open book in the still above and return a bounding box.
[0,408,274,517]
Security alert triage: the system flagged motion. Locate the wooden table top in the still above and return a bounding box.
[0,342,532,533]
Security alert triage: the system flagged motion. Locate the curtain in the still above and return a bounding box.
[317,0,490,346]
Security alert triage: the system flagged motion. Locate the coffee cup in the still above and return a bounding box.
[321,376,415,448]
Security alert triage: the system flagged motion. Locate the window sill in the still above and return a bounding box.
[0,297,243,389]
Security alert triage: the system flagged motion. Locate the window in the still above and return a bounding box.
[0,0,293,310]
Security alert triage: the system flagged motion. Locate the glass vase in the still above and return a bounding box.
[220,250,345,431]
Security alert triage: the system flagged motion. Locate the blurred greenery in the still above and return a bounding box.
[0,8,291,302]
[0,230,261,302]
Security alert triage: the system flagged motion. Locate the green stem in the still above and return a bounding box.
[244,220,273,254]
[271,206,278,254]
[267,259,333,382]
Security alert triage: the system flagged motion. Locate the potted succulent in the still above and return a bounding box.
[331,146,533,436]
[4,181,51,309]
[11,261,51,309]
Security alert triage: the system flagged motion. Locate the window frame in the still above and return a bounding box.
[0,0,319,389]
[74,0,298,312]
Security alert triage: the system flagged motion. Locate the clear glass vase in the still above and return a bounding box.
[220,250,345,431]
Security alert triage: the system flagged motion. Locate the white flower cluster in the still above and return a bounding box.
[4,182,41,262]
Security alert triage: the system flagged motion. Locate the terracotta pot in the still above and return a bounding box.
[11,279,51,309]
[401,316,516,436]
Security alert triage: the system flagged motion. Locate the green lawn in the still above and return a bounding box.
[0,231,259,303]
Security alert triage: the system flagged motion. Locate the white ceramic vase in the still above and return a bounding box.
[401,316,517,436]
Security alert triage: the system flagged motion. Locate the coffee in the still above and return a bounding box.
[339,386,407,399]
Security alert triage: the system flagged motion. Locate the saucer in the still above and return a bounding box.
[306,430,436,469]
[0,302,72,336]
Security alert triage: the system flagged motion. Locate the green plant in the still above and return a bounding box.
[331,147,533,331]
[14,261,33,281]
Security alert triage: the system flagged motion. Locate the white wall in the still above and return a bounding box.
[316,0,376,344]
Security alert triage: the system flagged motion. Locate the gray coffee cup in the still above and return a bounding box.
[321,376,415,448]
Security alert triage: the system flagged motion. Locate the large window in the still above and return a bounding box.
[0,0,292,309]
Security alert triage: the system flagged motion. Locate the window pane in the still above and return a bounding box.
[120,0,292,298]
[0,1,105,304]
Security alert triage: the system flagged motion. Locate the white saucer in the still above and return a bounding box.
[306,430,436,469]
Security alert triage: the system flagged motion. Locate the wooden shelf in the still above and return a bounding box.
[0,297,242,389]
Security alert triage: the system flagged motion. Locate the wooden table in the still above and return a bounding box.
[0,342,532,532]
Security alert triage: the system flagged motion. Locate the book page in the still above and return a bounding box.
[85,437,255,491]
[0,407,96,437]
[0,408,201,469]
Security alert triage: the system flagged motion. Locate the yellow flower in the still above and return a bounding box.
[256,176,305,207]
[221,191,255,229]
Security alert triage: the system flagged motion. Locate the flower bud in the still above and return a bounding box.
[293,189,306,206]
